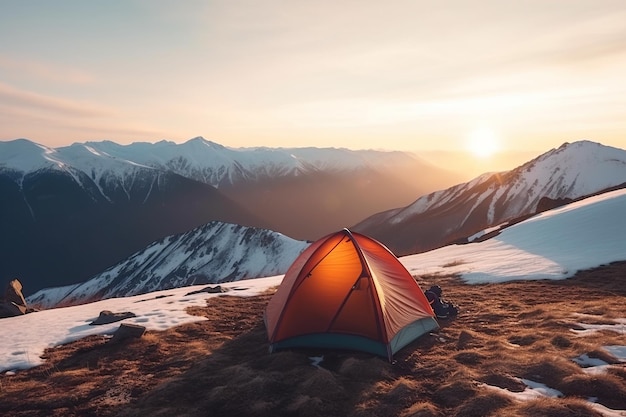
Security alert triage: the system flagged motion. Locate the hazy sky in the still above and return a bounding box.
[1,0,626,156]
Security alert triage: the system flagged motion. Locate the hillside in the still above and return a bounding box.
[0,264,624,416]
[27,223,309,309]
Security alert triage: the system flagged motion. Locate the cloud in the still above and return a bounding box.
[0,82,171,144]
[0,56,95,85]
[0,82,111,118]
[0,105,170,145]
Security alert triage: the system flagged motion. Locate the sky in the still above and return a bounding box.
[1,1,626,161]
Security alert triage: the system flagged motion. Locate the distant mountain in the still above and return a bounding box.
[352,140,626,256]
[27,222,308,309]
[51,137,456,190]
[43,137,463,240]
[0,137,460,295]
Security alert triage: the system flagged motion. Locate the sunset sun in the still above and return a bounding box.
[466,128,501,159]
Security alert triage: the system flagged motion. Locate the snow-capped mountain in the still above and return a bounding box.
[0,137,461,240]
[27,221,309,309]
[353,140,626,256]
[55,137,416,187]
[0,137,455,191]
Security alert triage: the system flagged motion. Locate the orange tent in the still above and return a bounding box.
[265,229,438,361]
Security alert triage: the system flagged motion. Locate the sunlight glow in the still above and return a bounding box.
[466,128,501,158]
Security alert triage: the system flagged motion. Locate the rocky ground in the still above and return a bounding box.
[1,262,625,417]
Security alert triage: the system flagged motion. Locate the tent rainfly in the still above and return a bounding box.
[265,228,439,362]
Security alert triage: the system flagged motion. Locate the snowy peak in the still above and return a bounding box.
[0,139,68,173]
[508,140,626,197]
[0,138,158,192]
[353,140,626,256]
[27,221,309,309]
[401,140,626,224]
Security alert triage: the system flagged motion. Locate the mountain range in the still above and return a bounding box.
[2,138,626,302]
[0,137,458,295]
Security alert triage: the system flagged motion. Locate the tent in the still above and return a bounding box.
[265,228,438,362]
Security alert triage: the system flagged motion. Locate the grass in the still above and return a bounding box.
[0,262,625,416]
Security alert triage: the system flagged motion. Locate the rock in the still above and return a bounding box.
[537,196,573,213]
[185,285,229,296]
[0,279,28,318]
[0,302,26,318]
[6,279,27,308]
[90,310,137,325]
[110,323,146,342]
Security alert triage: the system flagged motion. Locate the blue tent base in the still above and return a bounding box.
[388,317,439,356]
[269,317,439,361]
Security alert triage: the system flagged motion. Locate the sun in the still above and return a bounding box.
[465,128,501,159]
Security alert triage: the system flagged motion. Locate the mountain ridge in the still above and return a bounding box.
[0,137,455,189]
[353,140,626,256]
[27,222,308,309]
[0,159,269,295]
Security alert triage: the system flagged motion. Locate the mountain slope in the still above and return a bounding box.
[353,140,626,256]
[27,222,308,309]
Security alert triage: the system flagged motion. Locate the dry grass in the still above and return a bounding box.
[1,262,625,416]
[442,259,466,268]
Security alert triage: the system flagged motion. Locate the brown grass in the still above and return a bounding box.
[1,262,625,416]
[510,397,607,417]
